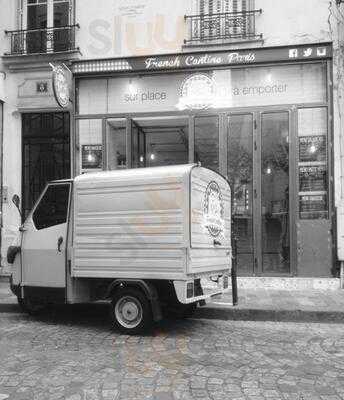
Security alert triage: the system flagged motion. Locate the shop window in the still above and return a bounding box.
[298,108,329,220]
[33,184,70,230]
[261,112,290,274]
[77,119,103,174]
[106,119,127,170]
[132,117,189,168]
[195,115,219,172]
[77,79,108,115]
[228,114,254,275]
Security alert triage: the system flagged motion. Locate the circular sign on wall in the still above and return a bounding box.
[203,181,225,238]
[177,73,214,110]
[51,64,71,108]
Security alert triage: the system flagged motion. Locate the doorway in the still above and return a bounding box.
[22,112,70,219]
[227,111,291,275]
[131,116,189,168]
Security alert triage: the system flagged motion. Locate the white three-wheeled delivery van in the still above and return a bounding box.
[8,164,236,334]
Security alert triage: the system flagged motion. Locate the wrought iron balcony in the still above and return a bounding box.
[4,24,80,56]
[184,10,262,45]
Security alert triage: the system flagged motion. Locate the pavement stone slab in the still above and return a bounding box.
[0,306,343,400]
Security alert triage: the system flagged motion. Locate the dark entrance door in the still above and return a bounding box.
[227,110,291,276]
[22,112,70,218]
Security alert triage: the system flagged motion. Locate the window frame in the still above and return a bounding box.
[31,182,72,231]
[22,0,73,30]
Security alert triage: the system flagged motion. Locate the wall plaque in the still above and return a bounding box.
[36,81,48,93]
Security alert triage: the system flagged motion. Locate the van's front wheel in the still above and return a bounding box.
[110,288,153,335]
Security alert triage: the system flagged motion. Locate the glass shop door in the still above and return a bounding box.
[227,110,292,276]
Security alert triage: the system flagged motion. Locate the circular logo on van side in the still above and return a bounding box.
[203,181,225,238]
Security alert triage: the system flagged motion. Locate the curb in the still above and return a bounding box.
[0,301,343,323]
[194,306,344,324]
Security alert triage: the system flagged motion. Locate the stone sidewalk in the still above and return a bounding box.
[1,280,344,323]
[195,287,344,323]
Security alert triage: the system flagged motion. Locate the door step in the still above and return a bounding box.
[237,277,340,291]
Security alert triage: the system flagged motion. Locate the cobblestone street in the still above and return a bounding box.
[0,305,343,400]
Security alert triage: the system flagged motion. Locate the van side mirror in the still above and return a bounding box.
[12,194,22,217]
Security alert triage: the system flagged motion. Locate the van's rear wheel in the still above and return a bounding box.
[110,288,153,335]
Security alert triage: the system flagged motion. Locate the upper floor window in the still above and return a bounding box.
[185,0,262,45]
[195,0,251,15]
[26,0,71,30]
[5,0,78,55]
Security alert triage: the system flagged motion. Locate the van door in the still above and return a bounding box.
[21,182,71,289]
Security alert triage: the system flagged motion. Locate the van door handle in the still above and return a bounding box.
[57,236,63,252]
[213,239,222,246]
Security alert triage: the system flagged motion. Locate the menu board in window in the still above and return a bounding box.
[299,136,326,162]
[299,194,328,219]
[82,144,102,169]
[299,165,327,192]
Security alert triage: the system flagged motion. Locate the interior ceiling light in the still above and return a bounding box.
[87,153,95,163]
[309,144,316,154]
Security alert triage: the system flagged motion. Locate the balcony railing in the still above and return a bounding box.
[4,25,80,56]
[184,10,262,45]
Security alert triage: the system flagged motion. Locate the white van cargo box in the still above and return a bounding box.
[72,164,231,280]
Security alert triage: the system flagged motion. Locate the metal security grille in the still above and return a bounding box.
[22,113,70,218]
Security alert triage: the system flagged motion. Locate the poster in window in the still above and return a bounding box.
[82,145,102,169]
[299,194,328,219]
[299,165,327,192]
[299,136,326,162]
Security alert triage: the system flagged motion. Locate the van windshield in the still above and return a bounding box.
[32,184,70,230]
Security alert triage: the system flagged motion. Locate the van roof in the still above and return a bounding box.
[74,164,199,183]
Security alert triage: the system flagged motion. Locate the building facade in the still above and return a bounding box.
[1,0,344,281]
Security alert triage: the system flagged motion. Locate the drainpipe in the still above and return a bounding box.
[332,1,344,287]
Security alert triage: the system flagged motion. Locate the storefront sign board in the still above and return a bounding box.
[73,43,332,74]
